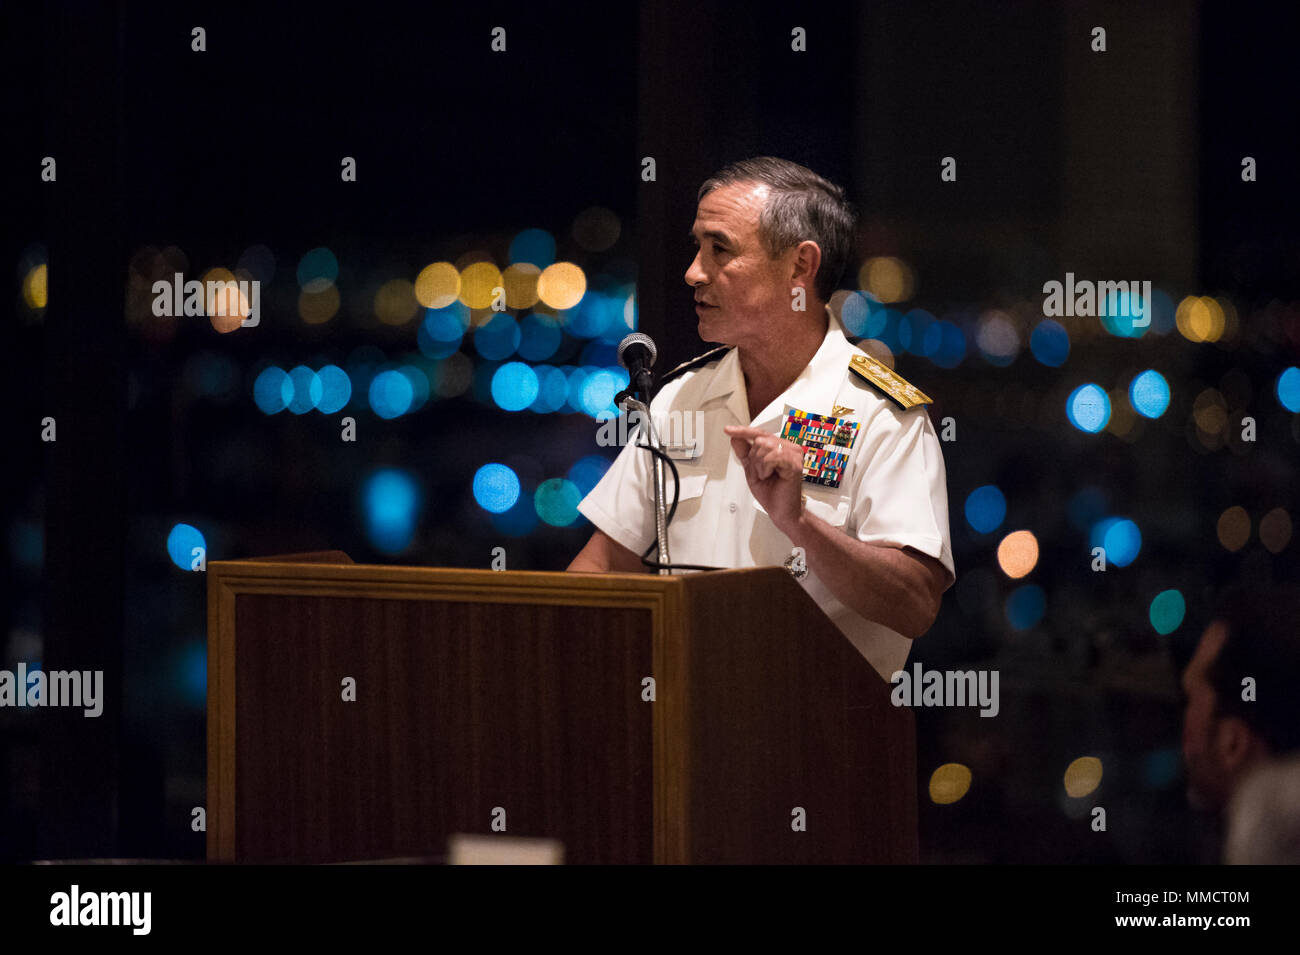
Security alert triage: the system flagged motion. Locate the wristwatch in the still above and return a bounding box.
[784,545,808,580]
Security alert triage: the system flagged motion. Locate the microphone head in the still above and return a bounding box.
[617,332,657,370]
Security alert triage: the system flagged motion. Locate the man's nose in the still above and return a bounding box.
[685,250,705,286]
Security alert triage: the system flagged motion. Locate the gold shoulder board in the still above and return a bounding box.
[848,353,933,410]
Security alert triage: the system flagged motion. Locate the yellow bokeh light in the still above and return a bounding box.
[374,279,419,325]
[458,262,505,310]
[997,530,1039,578]
[1216,506,1251,552]
[536,261,587,310]
[415,262,461,309]
[858,256,914,304]
[202,268,247,333]
[502,263,541,309]
[929,763,972,805]
[1192,388,1228,434]
[1107,387,1140,441]
[23,264,48,309]
[299,286,341,325]
[1176,295,1225,343]
[1064,756,1103,797]
[1259,508,1292,554]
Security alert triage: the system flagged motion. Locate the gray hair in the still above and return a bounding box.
[697,156,857,302]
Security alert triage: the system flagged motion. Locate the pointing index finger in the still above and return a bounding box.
[723,425,766,441]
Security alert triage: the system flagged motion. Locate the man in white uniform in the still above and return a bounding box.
[567,157,954,680]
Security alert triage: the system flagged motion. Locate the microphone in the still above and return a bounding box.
[617,332,657,399]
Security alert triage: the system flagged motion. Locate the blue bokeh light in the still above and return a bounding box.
[398,364,430,412]
[253,366,293,414]
[1277,366,1300,412]
[185,351,239,399]
[176,642,206,708]
[316,364,352,414]
[418,305,468,360]
[965,485,1007,534]
[534,478,582,526]
[287,365,322,414]
[297,246,339,291]
[9,519,43,568]
[899,309,936,356]
[509,228,557,268]
[1129,370,1170,418]
[518,313,562,361]
[1067,383,1111,433]
[1030,320,1070,367]
[562,366,588,413]
[473,463,521,514]
[1090,516,1142,567]
[564,292,613,338]
[1142,746,1182,789]
[167,523,207,571]
[362,468,421,554]
[580,340,619,367]
[369,369,415,418]
[530,365,568,413]
[1099,287,1151,338]
[925,320,967,368]
[474,314,521,361]
[491,362,540,411]
[839,292,871,337]
[1149,589,1186,634]
[874,308,903,352]
[578,367,626,418]
[567,455,611,496]
[1005,584,1046,631]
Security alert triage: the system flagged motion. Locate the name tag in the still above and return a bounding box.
[664,441,701,460]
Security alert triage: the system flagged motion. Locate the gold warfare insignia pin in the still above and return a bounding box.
[848,354,933,410]
[830,404,854,417]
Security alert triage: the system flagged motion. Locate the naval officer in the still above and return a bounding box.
[567,157,954,679]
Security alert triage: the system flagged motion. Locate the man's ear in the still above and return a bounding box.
[791,240,822,288]
[1215,715,1264,772]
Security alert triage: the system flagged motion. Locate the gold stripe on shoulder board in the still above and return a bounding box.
[848,353,933,410]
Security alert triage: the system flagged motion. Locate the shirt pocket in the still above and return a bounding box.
[649,467,708,508]
[801,485,851,527]
[748,482,851,528]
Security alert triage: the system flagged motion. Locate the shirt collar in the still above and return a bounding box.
[701,312,849,429]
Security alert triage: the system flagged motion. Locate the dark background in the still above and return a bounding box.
[3,0,1298,863]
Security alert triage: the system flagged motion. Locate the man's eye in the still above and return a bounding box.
[712,244,724,254]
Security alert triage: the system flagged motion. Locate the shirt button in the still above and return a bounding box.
[728,502,737,513]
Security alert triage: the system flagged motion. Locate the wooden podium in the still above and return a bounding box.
[207,552,917,864]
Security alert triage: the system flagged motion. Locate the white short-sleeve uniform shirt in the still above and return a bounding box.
[577,316,955,680]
